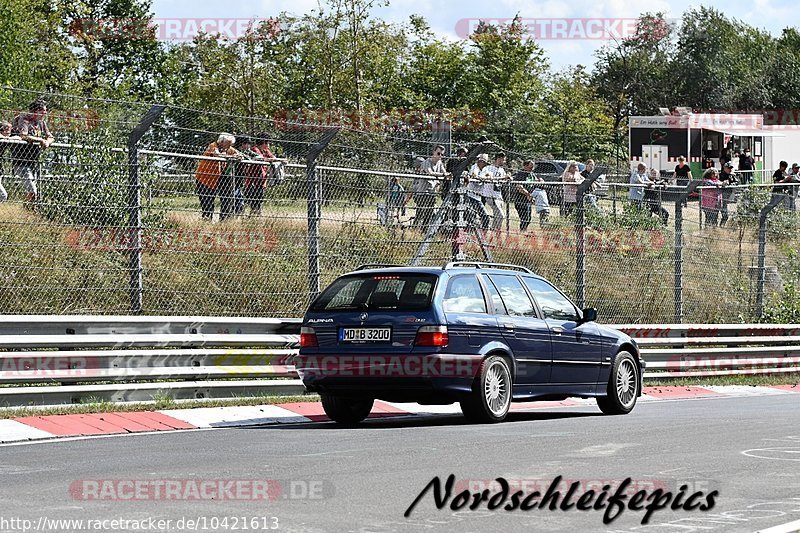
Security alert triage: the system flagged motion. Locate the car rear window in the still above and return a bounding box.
[310,274,437,311]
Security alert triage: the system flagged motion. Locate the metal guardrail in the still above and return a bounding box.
[0,317,797,407]
[0,316,303,406]
[611,324,800,378]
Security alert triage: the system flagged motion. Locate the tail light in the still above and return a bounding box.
[415,325,448,347]
[300,327,318,348]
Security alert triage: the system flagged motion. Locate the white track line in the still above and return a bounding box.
[757,518,800,533]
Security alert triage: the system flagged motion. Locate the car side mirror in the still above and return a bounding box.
[581,307,597,322]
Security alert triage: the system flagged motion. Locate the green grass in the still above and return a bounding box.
[0,193,798,321]
[645,373,800,387]
[0,393,320,419]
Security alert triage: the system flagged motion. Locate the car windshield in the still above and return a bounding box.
[310,274,437,311]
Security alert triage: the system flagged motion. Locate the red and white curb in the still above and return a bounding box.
[0,385,797,444]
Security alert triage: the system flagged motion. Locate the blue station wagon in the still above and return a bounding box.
[296,262,644,424]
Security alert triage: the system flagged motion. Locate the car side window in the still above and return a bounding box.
[534,162,557,174]
[443,275,487,314]
[480,275,507,315]
[522,277,579,322]
[487,274,536,317]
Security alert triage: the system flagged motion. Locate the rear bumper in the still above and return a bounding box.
[294,353,483,401]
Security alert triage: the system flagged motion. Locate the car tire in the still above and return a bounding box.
[460,355,512,423]
[320,394,374,424]
[596,351,639,415]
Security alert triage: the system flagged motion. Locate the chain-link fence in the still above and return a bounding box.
[1,86,799,322]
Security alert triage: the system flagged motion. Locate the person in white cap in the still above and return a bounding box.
[464,153,491,230]
[484,152,509,230]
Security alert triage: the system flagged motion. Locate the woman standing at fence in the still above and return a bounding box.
[195,133,242,221]
[700,168,723,227]
[561,161,584,217]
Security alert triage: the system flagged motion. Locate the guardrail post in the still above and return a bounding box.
[306,128,340,302]
[127,105,166,314]
[755,193,784,318]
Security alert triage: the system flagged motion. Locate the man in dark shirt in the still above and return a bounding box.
[738,149,755,185]
[772,161,788,193]
[512,160,535,231]
[11,99,54,206]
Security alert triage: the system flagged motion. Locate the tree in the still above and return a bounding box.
[672,7,774,110]
[58,0,169,100]
[593,13,676,132]
[0,0,74,93]
[537,66,615,160]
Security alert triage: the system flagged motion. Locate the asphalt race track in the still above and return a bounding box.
[1,394,799,533]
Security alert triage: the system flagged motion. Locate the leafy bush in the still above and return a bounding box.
[763,247,800,322]
[38,131,167,229]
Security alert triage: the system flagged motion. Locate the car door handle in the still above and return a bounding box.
[501,322,515,329]
[550,326,564,334]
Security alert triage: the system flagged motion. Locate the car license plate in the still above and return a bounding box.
[339,327,391,343]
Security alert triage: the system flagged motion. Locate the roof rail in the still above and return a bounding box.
[443,262,533,274]
[354,264,408,271]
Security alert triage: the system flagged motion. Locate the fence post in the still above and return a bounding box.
[306,128,340,302]
[127,104,166,314]
[673,180,700,324]
[575,173,600,309]
[755,193,784,317]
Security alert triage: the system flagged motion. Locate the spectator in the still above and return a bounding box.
[738,148,755,184]
[788,163,800,210]
[0,121,11,203]
[464,153,491,230]
[387,176,406,224]
[484,152,509,230]
[531,179,550,228]
[512,160,535,231]
[244,136,278,217]
[444,146,467,200]
[629,163,652,210]
[645,168,669,225]
[772,161,799,210]
[561,161,584,216]
[411,150,439,231]
[672,155,692,185]
[231,136,256,216]
[234,136,264,216]
[700,168,723,227]
[581,159,602,212]
[718,161,738,225]
[194,133,242,221]
[11,99,54,208]
[581,159,595,180]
